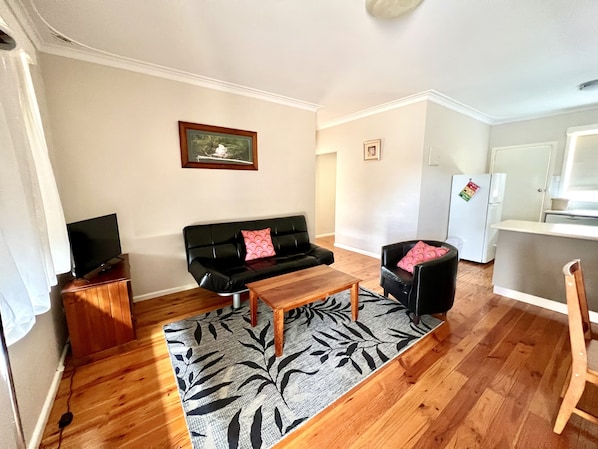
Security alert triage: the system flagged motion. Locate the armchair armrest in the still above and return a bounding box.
[410,249,458,312]
[381,242,409,267]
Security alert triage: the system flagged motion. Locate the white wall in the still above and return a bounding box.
[6,286,67,446]
[317,102,428,256]
[490,108,598,211]
[40,54,317,298]
[1,285,66,449]
[316,100,490,256]
[490,108,598,176]
[418,102,490,239]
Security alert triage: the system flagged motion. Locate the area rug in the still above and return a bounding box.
[163,287,441,449]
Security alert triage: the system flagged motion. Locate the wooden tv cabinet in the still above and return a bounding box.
[61,254,137,365]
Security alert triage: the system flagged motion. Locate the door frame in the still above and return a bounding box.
[489,141,557,221]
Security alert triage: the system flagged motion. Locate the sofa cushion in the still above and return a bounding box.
[241,228,276,261]
[397,240,448,273]
[201,253,320,292]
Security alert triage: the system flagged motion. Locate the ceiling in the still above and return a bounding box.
[8,0,598,128]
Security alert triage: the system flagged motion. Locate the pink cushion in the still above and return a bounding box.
[241,228,276,261]
[397,241,449,273]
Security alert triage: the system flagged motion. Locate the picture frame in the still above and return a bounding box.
[363,139,381,161]
[179,121,258,170]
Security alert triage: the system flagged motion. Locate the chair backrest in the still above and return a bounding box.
[563,259,591,373]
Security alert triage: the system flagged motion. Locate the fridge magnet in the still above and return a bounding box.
[458,180,480,201]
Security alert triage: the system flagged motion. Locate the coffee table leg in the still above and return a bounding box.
[274,309,284,357]
[250,290,257,326]
[351,282,359,321]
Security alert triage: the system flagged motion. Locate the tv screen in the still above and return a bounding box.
[67,213,122,278]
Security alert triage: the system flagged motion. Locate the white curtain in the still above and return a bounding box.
[0,49,71,346]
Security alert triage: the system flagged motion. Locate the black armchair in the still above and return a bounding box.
[380,240,458,323]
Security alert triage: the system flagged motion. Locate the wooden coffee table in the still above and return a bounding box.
[246,265,361,357]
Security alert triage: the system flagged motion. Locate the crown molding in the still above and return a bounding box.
[489,102,598,126]
[425,90,493,124]
[317,90,493,130]
[7,0,321,112]
[9,0,598,127]
[39,43,322,112]
[5,0,42,47]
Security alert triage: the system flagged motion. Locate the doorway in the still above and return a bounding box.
[315,153,337,237]
[490,142,556,222]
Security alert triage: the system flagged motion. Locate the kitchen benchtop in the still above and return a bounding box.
[492,219,598,242]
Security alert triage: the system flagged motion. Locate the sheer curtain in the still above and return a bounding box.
[0,49,70,346]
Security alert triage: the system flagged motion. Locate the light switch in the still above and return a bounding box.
[428,146,440,166]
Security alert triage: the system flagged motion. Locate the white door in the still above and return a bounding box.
[490,143,555,222]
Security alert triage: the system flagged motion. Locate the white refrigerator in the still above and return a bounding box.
[447,173,507,263]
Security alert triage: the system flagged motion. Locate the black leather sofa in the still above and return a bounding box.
[380,240,458,323]
[183,215,334,307]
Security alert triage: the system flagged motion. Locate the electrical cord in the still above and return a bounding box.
[56,365,75,449]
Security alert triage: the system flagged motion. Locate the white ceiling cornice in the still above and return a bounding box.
[7,0,322,112]
[39,43,323,112]
[8,0,598,129]
[5,0,42,48]
[317,90,493,130]
[488,103,598,127]
[317,90,598,130]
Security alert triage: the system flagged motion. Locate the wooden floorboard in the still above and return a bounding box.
[39,235,598,448]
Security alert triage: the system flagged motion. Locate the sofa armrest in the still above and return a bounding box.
[188,259,232,292]
[307,244,334,265]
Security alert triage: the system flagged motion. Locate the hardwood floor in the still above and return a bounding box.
[40,236,598,448]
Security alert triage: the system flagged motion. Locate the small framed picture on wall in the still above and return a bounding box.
[363,139,381,161]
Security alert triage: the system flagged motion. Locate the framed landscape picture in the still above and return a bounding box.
[179,122,258,170]
[363,139,381,161]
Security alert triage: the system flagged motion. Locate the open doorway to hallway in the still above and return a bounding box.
[315,152,337,237]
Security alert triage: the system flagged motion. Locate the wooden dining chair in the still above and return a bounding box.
[553,259,598,434]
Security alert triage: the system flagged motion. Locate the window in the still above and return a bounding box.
[561,124,598,202]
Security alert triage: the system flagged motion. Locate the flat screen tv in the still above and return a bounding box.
[67,213,122,278]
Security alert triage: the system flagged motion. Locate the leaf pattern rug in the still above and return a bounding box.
[163,287,442,449]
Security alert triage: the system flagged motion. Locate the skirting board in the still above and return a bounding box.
[29,342,69,449]
[493,286,598,324]
[333,242,380,259]
[315,232,335,238]
[133,283,198,302]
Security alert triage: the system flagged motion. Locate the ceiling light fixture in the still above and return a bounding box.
[366,0,424,19]
[579,79,598,91]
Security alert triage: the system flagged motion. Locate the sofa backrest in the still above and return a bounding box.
[183,215,312,265]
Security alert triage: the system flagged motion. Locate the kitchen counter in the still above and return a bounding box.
[492,219,598,241]
[491,219,598,319]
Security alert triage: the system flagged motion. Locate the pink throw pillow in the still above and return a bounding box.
[397,241,449,273]
[242,228,276,261]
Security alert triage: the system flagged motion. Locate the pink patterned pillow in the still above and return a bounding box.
[397,241,449,273]
[241,228,276,261]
